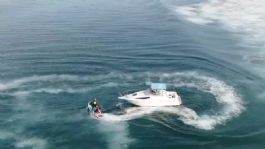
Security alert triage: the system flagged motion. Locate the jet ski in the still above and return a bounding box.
[118,83,182,107]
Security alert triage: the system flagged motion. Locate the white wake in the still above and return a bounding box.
[0,72,245,130]
[100,72,245,130]
[173,0,265,76]
[0,74,124,96]
[175,0,265,44]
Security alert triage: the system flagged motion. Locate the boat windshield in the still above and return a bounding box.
[151,83,166,90]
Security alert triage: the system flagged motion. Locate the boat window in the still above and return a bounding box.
[136,97,150,99]
[133,93,137,96]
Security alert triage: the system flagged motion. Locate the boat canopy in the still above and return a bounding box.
[151,83,166,90]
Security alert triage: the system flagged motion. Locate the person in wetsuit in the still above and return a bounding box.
[90,98,98,113]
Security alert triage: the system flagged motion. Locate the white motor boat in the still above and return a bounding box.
[118,83,182,107]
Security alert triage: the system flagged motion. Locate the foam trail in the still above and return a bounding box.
[97,122,134,149]
[1,72,245,130]
[101,72,244,130]
[0,130,15,140]
[15,137,47,149]
[174,0,265,41]
[0,75,81,91]
[30,82,117,94]
[173,0,265,71]
[0,73,128,92]
[0,74,119,96]
[161,72,245,129]
[158,106,199,120]
[0,131,47,149]
[101,107,158,122]
[101,106,197,123]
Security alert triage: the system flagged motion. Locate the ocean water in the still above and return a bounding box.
[1,0,265,148]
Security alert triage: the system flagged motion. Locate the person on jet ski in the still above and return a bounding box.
[90,98,98,112]
[87,98,103,117]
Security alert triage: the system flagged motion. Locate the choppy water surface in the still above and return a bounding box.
[1,0,265,148]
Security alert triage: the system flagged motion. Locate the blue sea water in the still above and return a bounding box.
[1,0,265,149]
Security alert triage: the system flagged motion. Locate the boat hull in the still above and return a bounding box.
[119,95,182,107]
